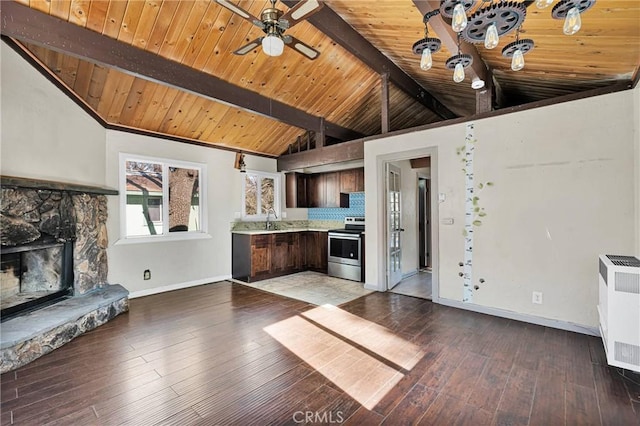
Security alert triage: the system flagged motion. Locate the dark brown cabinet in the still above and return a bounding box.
[304,231,328,273]
[307,174,325,208]
[286,168,364,209]
[340,168,364,193]
[271,233,300,273]
[250,235,271,278]
[324,172,340,208]
[285,173,308,208]
[232,232,304,282]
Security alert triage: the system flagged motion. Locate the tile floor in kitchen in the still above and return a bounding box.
[231,271,373,306]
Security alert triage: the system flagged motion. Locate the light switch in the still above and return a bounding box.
[441,217,454,225]
[438,193,446,203]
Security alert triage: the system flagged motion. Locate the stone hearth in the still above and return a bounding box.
[0,176,128,373]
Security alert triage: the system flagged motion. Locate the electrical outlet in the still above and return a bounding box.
[144,269,151,280]
[532,291,543,304]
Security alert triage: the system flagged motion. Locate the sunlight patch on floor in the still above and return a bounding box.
[263,305,425,409]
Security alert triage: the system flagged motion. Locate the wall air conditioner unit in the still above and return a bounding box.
[598,254,640,373]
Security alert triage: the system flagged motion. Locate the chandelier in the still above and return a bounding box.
[413,0,596,85]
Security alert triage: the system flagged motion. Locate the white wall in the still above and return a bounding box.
[365,89,637,328]
[106,131,279,295]
[634,84,640,257]
[0,43,106,186]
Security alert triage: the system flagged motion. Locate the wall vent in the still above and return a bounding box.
[614,341,640,367]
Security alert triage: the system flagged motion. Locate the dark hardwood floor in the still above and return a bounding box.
[1,281,639,425]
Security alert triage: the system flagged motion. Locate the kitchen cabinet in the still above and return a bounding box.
[324,172,340,208]
[271,233,300,273]
[251,235,272,278]
[285,172,308,208]
[304,231,328,273]
[307,174,325,208]
[339,168,364,193]
[232,232,304,282]
[285,168,364,209]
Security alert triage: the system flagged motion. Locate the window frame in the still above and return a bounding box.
[118,153,208,244]
[241,170,281,221]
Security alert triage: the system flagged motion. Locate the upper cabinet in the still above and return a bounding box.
[286,168,363,209]
[339,168,364,193]
[285,172,308,208]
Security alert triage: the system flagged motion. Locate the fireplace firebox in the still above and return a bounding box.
[1,238,74,320]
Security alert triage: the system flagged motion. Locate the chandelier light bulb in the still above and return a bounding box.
[451,3,468,33]
[420,48,433,70]
[563,6,582,35]
[453,63,465,83]
[535,0,554,9]
[511,49,525,71]
[484,23,500,49]
[262,34,284,56]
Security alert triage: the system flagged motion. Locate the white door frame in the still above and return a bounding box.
[376,147,439,301]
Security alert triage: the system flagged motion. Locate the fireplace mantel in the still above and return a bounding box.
[1,175,118,196]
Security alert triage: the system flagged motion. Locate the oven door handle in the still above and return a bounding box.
[328,233,361,240]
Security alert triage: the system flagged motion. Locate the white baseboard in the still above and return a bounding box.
[434,297,600,337]
[128,275,231,299]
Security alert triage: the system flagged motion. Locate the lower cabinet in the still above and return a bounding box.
[304,231,328,273]
[232,232,307,282]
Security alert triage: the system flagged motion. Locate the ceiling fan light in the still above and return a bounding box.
[535,0,554,9]
[484,23,500,49]
[511,49,525,71]
[563,6,581,35]
[420,48,433,71]
[451,3,468,32]
[453,62,465,83]
[262,34,284,56]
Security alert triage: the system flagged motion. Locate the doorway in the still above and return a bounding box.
[384,157,434,300]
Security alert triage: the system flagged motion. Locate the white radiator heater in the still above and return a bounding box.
[598,254,640,373]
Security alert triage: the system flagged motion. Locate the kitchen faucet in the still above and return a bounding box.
[265,208,278,230]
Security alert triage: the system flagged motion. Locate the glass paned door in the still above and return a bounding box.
[387,163,402,289]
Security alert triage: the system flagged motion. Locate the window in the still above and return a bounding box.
[120,154,207,240]
[242,171,281,220]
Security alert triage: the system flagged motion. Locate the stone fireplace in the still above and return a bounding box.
[0,176,128,373]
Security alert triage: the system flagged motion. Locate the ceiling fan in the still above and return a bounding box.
[215,0,323,60]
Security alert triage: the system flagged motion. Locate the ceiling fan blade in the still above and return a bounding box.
[214,0,265,29]
[285,36,321,60]
[233,38,263,55]
[280,0,323,28]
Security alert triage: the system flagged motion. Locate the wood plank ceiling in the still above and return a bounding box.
[2,0,639,158]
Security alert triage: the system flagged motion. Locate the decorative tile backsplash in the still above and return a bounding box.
[308,192,365,221]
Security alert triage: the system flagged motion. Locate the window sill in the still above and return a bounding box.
[113,232,212,245]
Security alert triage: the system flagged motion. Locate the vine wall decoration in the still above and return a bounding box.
[456,123,493,303]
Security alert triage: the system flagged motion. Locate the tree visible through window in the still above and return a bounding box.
[243,171,279,219]
[122,156,206,238]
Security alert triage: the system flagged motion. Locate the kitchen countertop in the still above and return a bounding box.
[231,228,329,235]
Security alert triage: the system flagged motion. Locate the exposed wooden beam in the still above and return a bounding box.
[412,0,489,87]
[282,1,457,120]
[317,117,326,149]
[277,139,364,171]
[476,69,493,113]
[381,73,390,134]
[0,1,363,142]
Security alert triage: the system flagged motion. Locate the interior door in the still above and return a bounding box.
[387,164,402,289]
